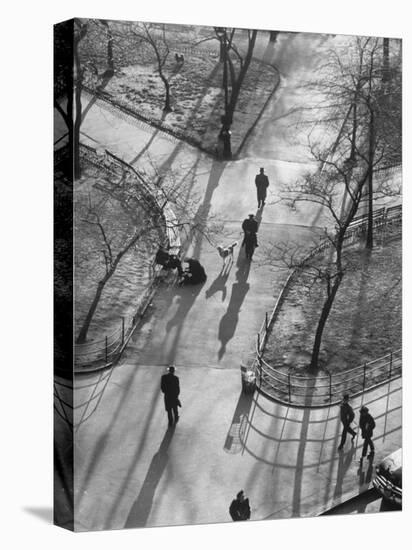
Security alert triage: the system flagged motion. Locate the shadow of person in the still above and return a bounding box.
[333,444,356,500]
[205,264,232,301]
[166,282,205,331]
[124,426,176,529]
[217,261,251,360]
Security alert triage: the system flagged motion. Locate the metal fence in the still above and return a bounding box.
[73,143,181,371]
[252,204,402,406]
[257,349,401,406]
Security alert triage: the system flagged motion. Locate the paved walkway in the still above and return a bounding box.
[54,32,402,531]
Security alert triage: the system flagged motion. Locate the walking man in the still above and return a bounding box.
[255,167,269,208]
[359,405,376,460]
[241,213,259,248]
[337,393,357,451]
[161,366,180,427]
[229,490,251,521]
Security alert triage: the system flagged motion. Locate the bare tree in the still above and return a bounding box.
[214,27,258,158]
[125,22,185,113]
[305,36,401,248]
[75,150,213,344]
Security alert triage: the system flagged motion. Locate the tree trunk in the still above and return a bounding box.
[309,274,343,371]
[227,30,258,117]
[382,38,390,83]
[76,278,108,344]
[161,73,172,112]
[366,110,375,249]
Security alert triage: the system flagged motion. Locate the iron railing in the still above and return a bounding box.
[252,204,402,406]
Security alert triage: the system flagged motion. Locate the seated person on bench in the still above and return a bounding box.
[155,245,183,276]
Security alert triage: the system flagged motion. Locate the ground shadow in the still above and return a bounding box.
[205,262,232,301]
[357,455,375,488]
[333,444,356,500]
[124,426,175,529]
[224,391,255,454]
[217,260,251,360]
[163,282,206,362]
[23,507,53,524]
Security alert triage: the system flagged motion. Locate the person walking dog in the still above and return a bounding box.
[161,366,181,427]
[359,405,376,460]
[337,393,357,451]
[255,167,269,208]
[229,490,251,521]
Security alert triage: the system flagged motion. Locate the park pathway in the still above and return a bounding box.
[53,32,402,531]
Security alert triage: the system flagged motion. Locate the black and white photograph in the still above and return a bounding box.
[53,14,402,531]
[3,0,409,548]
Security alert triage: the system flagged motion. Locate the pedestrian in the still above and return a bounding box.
[338,393,356,451]
[229,490,251,521]
[155,245,183,276]
[180,257,207,285]
[359,405,376,460]
[255,167,269,208]
[337,393,357,451]
[160,366,181,427]
[241,213,258,248]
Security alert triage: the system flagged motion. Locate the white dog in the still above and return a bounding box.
[217,241,238,266]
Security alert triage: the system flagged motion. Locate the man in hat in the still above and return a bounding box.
[229,490,251,521]
[160,366,180,426]
[255,167,270,209]
[359,405,376,460]
[337,393,356,451]
[241,213,259,248]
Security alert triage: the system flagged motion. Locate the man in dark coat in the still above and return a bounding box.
[155,246,183,275]
[181,257,207,285]
[229,490,251,521]
[337,393,356,451]
[255,167,269,208]
[242,213,258,248]
[359,405,376,460]
[160,366,180,426]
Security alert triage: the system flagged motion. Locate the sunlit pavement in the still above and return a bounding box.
[54,32,402,531]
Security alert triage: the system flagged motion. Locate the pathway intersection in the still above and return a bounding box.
[55,32,402,531]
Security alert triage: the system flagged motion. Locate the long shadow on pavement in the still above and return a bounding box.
[124,426,176,529]
[217,257,250,360]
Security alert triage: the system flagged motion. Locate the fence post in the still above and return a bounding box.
[389,351,393,378]
[121,317,125,345]
[363,362,367,391]
[288,373,292,403]
[105,336,108,364]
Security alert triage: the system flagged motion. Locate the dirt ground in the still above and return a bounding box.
[74,164,158,342]
[263,238,402,375]
[87,54,278,155]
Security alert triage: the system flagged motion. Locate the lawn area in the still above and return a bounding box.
[74,163,161,343]
[262,239,402,375]
[85,52,278,155]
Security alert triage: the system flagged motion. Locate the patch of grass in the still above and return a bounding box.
[263,240,402,375]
